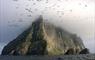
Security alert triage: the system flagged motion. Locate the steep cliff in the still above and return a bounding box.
[1,16,89,55]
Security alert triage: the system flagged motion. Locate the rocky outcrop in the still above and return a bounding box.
[1,16,89,55]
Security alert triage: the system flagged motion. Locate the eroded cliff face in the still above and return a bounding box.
[1,16,89,55]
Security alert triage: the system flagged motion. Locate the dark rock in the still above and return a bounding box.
[1,15,89,55]
[79,48,89,54]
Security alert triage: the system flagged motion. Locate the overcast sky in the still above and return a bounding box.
[0,0,95,54]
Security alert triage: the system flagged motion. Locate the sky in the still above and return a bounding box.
[0,0,95,54]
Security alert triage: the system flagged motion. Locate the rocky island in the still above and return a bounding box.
[1,16,89,56]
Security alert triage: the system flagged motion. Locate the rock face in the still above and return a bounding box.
[1,16,89,55]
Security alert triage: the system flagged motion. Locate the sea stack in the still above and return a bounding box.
[1,16,89,55]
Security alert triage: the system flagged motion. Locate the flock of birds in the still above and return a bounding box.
[8,0,88,28]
